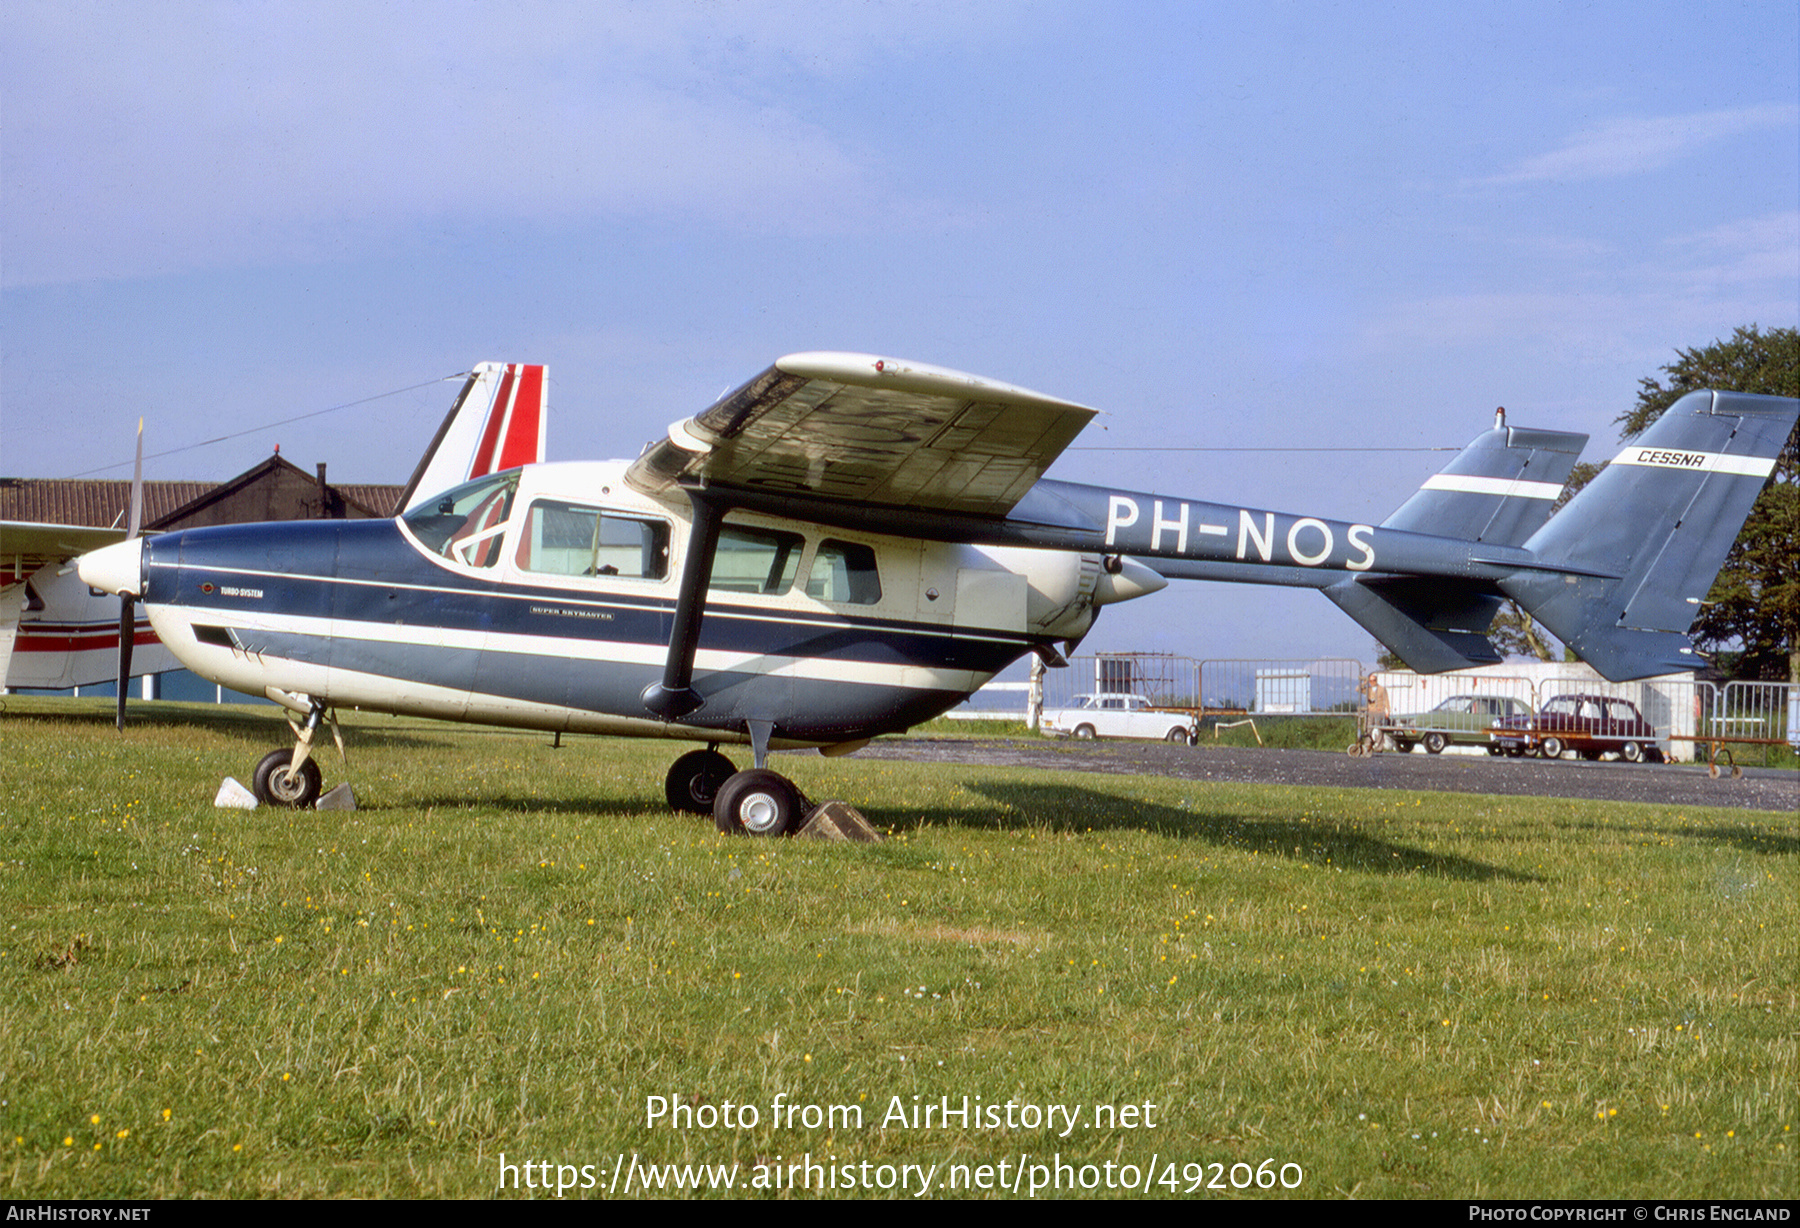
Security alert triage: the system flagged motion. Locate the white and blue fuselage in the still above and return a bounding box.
[123,460,1151,751]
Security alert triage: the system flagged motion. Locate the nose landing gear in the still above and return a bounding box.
[251,697,341,808]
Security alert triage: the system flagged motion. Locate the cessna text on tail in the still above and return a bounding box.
[75,352,1797,833]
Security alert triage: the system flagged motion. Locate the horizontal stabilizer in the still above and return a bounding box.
[1322,577,1505,674]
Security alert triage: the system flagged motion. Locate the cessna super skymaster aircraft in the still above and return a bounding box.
[74,353,1798,834]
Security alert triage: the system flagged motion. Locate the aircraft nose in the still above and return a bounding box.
[77,537,145,598]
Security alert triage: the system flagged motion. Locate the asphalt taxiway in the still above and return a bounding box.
[856,738,1798,813]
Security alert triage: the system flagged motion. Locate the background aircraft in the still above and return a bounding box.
[1,363,547,718]
[74,353,1797,834]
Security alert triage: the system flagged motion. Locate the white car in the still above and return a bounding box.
[1043,693,1197,743]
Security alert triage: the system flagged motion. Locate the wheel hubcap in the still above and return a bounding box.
[741,791,782,834]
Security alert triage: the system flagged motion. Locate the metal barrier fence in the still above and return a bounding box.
[1690,680,1796,768]
[970,656,1795,766]
[1371,670,1798,767]
[1040,655,1369,717]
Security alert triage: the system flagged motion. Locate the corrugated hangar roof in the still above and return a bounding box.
[1,457,403,529]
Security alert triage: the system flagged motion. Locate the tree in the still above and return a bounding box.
[1624,325,1799,681]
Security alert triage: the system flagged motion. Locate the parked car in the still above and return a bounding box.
[1489,693,1664,762]
[1388,694,1533,754]
[1043,693,1197,744]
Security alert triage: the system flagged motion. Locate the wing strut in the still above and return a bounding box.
[641,488,727,721]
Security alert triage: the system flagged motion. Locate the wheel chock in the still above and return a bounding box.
[214,777,258,809]
[316,783,358,811]
[797,799,883,842]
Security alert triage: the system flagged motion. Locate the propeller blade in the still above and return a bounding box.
[116,598,135,731]
[128,418,144,538]
[116,418,145,731]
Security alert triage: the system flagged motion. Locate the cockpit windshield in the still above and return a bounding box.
[401,470,520,568]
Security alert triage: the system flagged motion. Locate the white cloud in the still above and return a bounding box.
[1665,211,1800,290]
[1,1,1017,286]
[1474,105,1799,186]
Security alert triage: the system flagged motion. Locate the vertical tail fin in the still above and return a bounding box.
[1501,390,1797,679]
[1381,416,1587,545]
[1318,418,1589,673]
[397,363,548,512]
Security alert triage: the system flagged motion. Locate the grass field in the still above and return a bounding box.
[2,699,1793,1199]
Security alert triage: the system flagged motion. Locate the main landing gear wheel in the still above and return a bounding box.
[713,769,806,837]
[253,748,323,808]
[665,749,736,814]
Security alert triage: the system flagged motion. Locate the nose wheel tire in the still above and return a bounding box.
[666,749,736,814]
[713,769,806,837]
[253,749,323,808]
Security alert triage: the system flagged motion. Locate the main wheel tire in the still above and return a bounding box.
[1541,736,1565,760]
[1620,741,1643,763]
[253,748,322,808]
[713,769,805,837]
[1423,732,1448,755]
[665,749,736,814]
[1073,724,1097,740]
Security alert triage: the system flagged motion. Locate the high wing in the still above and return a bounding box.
[1,521,127,571]
[625,352,1096,517]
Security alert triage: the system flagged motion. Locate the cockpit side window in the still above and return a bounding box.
[401,471,520,568]
[709,525,803,595]
[516,500,670,580]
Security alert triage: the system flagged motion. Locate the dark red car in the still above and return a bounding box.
[1489,693,1664,762]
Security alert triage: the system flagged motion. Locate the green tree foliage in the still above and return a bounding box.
[1625,325,1798,680]
[1489,599,1557,661]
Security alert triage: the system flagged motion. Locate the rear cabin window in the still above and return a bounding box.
[516,501,669,580]
[709,525,803,595]
[402,471,519,569]
[805,539,881,605]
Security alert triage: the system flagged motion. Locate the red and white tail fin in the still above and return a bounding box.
[397,363,548,512]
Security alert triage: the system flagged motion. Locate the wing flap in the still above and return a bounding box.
[626,352,1096,517]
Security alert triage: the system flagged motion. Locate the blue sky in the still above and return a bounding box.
[4,1,1796,662]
